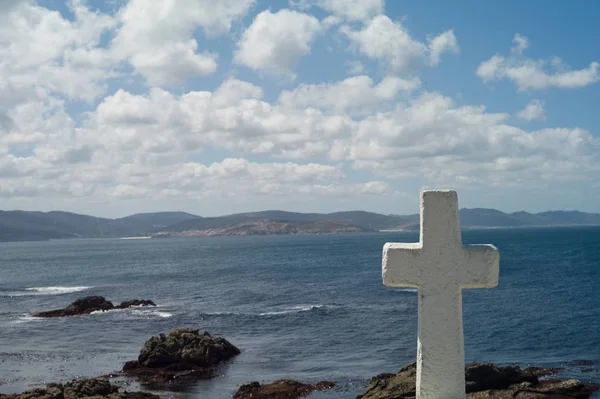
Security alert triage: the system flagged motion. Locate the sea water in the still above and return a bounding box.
[0,227,599,398]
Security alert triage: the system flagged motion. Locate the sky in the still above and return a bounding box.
[1,0,599,218]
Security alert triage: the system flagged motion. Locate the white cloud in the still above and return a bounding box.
[78,80,600,190]
[278,75,420,115]
[125,41,218,86]
[347,93,600,186]
[511,33,529,54]
[517,99,546,121]
[476,55,505,82]
[5,75,598,207]
[111,0,254,85]
[346,60,365,75]
[341,16,426,74]
[341,16,458,73]
[234,9,321,76]
[477,35,600,90]
[316,0,384,21]
[0,0,117,103]
[428,30,459,66]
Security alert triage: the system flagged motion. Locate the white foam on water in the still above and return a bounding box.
[89,307,171,318]
[131,309,173,318]
[258,304,334,316]
[89,308,127,315]
[199,304,341,317]
[0,286,93,297]
[12,315,44,325]
[25,286,93,294]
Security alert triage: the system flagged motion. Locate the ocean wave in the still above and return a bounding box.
[12,315,45,325]
[200,304,340,318]
[0,286,93,297]
[89,308,127,315]
[131,309,173,318]
[88,307,172,318]
[258,304,335,316]
[201,311,240,316]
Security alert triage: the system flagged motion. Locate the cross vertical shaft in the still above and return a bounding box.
[417,287,466,399]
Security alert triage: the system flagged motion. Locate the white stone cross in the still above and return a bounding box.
[382,190,500,399]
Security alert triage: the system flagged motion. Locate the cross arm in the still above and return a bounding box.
[458,244,500,288]
[382,242,424,288]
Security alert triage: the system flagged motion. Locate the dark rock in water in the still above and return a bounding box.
[522,365,565,378]
[32,296,155,317]
[465,362,538,392]
[233,380,336,399]
[32,296,114,317]
[115,299,156,309]
[0,377,159,399]
[122,328,240,388]
[357,362,417,399]
[357,362,600,399]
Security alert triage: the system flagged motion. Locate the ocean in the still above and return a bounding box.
[1,227,599,398]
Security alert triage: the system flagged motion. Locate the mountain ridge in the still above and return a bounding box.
[1,208,599,242]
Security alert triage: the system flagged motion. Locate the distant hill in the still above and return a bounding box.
[115,212,200,232]
[458,208,527,227]
[0,210,199,242]
[157,220,374,237]
[397,208,600,228]
[163,210,410,233]
[0,207,599,242]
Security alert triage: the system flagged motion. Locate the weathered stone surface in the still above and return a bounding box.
[0,378,158,399]
[32,296,155,318]
[357,362,600,399]
[122,328,240,388]
[233,380,335,399]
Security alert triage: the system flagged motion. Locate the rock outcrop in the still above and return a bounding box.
[32,296,156,317]
[115,300,156,309]
[122,328,240,388]
[233,380,336,399]
[357,362,599,399]
[0,377,158,399]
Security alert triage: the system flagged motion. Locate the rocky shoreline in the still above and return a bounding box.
[0,378,159,399]
[358,362,600,399]
[3,359,598,399]
[8,296,600,399]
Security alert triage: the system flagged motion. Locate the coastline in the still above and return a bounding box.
[2,223,600,243]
